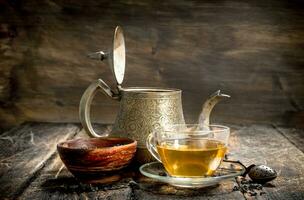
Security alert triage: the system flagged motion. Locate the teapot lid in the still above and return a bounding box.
[111,26,125,86]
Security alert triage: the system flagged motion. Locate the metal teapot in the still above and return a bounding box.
[79,26,229,163]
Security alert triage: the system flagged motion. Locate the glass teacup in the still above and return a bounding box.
[146,124,230,177]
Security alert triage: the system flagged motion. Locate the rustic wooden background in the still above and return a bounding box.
[1,0,304,130]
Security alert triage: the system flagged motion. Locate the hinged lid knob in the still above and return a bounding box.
[87,26,126,88]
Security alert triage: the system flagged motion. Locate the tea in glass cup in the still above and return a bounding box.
[146,124,230,177]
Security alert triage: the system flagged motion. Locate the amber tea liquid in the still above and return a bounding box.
[157,139,227,177]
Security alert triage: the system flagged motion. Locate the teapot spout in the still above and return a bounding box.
[198,90,230,126]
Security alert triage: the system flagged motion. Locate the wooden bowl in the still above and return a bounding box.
[57,137,137,181]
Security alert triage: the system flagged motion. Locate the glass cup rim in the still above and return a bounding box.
[159,124,230,135]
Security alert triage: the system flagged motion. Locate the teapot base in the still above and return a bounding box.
[134,147,157,164]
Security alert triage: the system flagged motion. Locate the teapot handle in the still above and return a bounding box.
[79,79,120,137]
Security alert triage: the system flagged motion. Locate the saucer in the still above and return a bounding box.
[139,161,245,188]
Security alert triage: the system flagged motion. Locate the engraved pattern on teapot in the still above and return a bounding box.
[112,94,185,148]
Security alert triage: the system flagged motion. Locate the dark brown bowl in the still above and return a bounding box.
[57,137,137,181]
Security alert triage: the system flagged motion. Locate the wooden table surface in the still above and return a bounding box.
[0,123,303,200]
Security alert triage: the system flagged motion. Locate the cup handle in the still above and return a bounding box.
[146,133,162,162]
[79,79,120,137]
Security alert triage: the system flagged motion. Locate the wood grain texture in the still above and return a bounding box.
[274,126,304,153]
[133,177,244,200]
[1,0,304,129]
[2,123,304,199]
[19,124,246,200]
[0,123,80,199]
[230,125,304,200]
[18,155,133,200]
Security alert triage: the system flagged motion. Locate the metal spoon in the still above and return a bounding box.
[224,160,277,184]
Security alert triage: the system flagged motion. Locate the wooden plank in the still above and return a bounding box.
[230,125,304,200]
[274,127,304,153]
[18,124,133,200]
[0,124,33,159]
[15,124,304,199]
[133,177,244,200]
[0,123,80,199]
[0,123,79,160]
[19,124,244,199]
[18,155,133,200]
